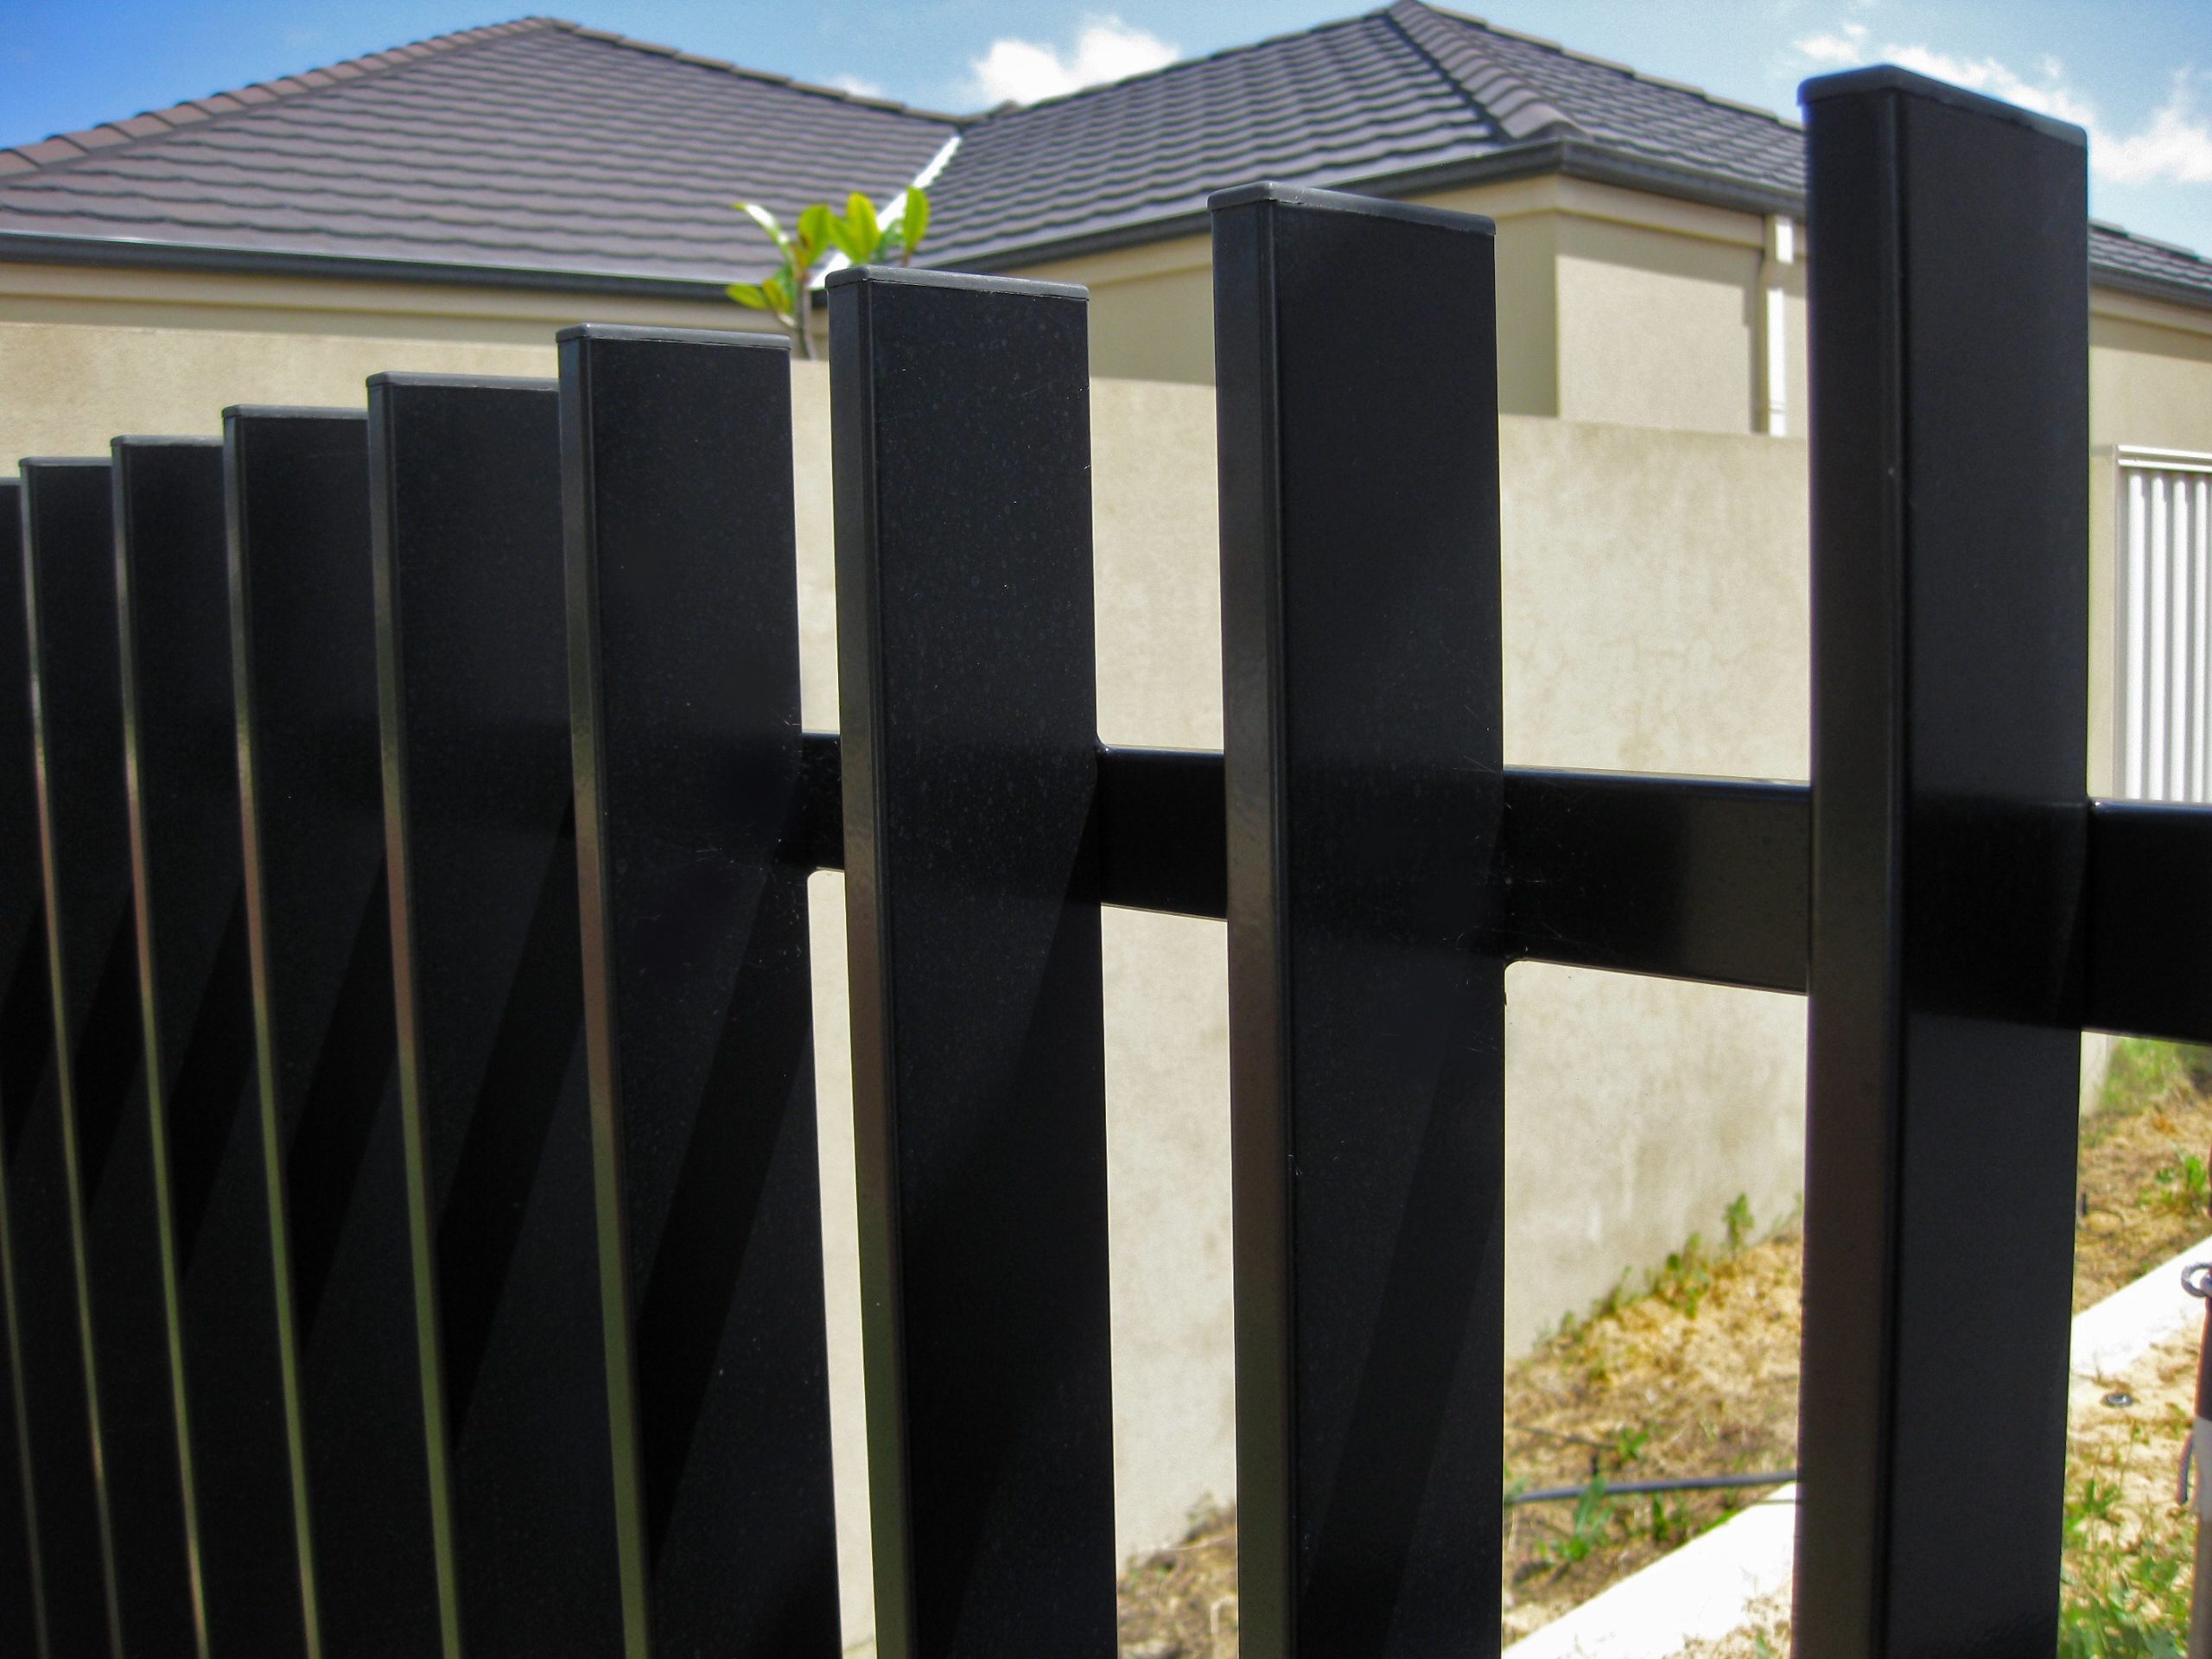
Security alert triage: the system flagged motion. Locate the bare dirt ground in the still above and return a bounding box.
[1115,1041,2212,1657]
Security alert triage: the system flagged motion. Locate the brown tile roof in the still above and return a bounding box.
[0,17,958,289]
[1,3,2205,313]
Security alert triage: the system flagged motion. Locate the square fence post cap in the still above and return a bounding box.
[1207,180,1497,238]
[221,405,365,423]
[555,321,791,353]
[363,371,556,392]
[110,435,221,450]
[823,263,1087,302]
[1799,64,2088,148]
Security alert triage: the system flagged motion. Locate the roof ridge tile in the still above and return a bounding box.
[1406,0,1800,134]
[1383,1,1575,142]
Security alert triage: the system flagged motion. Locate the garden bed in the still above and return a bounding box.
[1116,1039,2212,1657]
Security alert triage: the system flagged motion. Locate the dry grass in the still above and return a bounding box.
[1113,1039,2212,1656]
[1116,1506,1237,1659]
[1499,1201,1802,1643]
[2059,1325,2197,1655]
[2075,1041,2212,1310]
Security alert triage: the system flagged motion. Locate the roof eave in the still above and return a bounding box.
[2089,263,2212,315]
[0,228,744,302]
[938,137,2209,315]
[931,138,1802,273]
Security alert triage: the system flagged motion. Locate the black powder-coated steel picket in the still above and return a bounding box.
[0,478,57,1659]
[23,454,196,1659]
[560,325,840,1657]
[830,265,1117,1659]
[226,406,442,1659]
[1796,69,2091,1655]
[116,435,311,1659]
[1212,183,1506,1657]
[368,374,623,1658]
[0,62,2190,1659]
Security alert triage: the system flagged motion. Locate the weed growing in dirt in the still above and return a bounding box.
[2096,1040,2212,1139]
[1725,1193,1756,1252]
[2149,1150,2211,1218]
[1542,1477,1615,1567]
[2057,1463,2190,1657]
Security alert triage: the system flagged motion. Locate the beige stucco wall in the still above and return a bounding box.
[2092,290,2212,454]
[1010,175,1812,437]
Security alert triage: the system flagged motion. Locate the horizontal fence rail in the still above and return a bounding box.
[0,60,2183,1659]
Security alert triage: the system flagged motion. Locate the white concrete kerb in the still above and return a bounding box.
[1502,1230,2212,1659]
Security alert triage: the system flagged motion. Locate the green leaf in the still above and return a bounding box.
[737,201,790,253]
[845,191,880,252]
[762,272,793,313]
[725,281,772,309]
[823,218,872,263]
[797,203,835,259]
[899,187,929,252]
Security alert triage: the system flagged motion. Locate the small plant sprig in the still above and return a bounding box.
[727,187,931,359]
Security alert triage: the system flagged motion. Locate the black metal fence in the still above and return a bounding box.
[0,65,2192,1659]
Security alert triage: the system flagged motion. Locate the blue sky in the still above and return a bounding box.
[3,0,2209,254]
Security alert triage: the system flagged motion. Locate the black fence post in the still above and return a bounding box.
[116,435,311,1659]
[559,323,840,1658]
[367,374,622,1658]
[1796,69,2090,1655]
[1211,183,1505,1657]
[22,454,198,1658]
[0,476,60,1659]
[829,265,1116,1659]
[227,406,444,1658]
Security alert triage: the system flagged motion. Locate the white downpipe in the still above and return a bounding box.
[1760,215,1795,438]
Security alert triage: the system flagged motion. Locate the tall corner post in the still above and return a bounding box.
[830,266,1117,1659]
[1211,184,1507,1656]
[559,324,839,1657]
[1796,71,2090,1654]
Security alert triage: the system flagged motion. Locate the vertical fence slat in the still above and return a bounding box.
[23,455,198,1657]
[1211,184,1506,1656]
[0,477,58,1659]
[227,406,444,1658]
[117,435,311,1659]
[368,374,621,1658]
[830,266,1116,1659]
[560,325,839,1657]
[1797,69,2088,1655]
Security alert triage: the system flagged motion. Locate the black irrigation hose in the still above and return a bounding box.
[1506,1470,1799,1507]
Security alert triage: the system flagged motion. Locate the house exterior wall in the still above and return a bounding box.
[1012,174,1813,435]
[2092,289,2212,454]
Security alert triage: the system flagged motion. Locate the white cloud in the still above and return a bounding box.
[1792,26,2212,187]
[830,73,885,99]
[969,16,1178,106]
[2099,73,2212,185]
[1882,43,2096,127]
[1794,23,1867,67]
